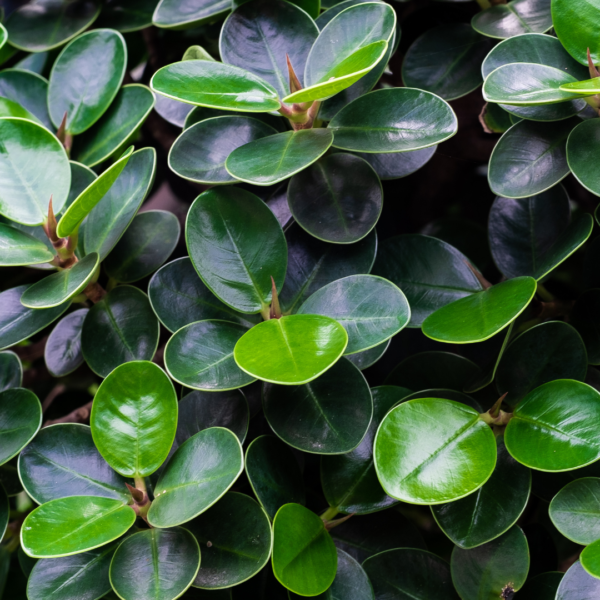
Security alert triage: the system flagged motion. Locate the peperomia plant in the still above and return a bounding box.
[3,0,600,598]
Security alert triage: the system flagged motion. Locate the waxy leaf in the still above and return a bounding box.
[505,380,600,471]
[402,388,482,413]
[226,129,334,186]
[48,29,126,134]
[57,146,133,238]
[21,252,100,309]
[472,0,552,39]
[0,96,43,123]
[148,428,244,528]
[552,0,600,65]
[19,423,130,505]
[186,187,287,313]
[329,88,458,153]
[298,275,409,354]
[0,351,22,391]
[5,0,101,52]
[0,388,42,466]
[556,560,600,599]
[0,117,70,225]
[0,69,53,130]
[496,321,587,407]
[91,361,177,478]
[581,539,600,580]
[0,223,55,266]
[27,544,115,600]
[82,147,156,260]
[488,118,577,198]
[149,258,259,333]
[321,386,406,515]
[567,119,600,197]
[363,548,457,600]
[422,277,537,343]
[288,153,382,244]
[165,320,255,391]
[374,398,497,504]
[245,435,305,520]
[44,309,88,377]
[451,527,529,598]
[347,339,390,371]
[272,503,337,596]
[234,315,348,385]
[220,0,318,100]
[151,61,280,112]
[81,286,159,377]
[403,24,491,100]
[153,0,230,29]
[73,84,155,167]
[110,528,200,600]
[373,235,483,327]
[432,436,531,549]
[356,146,437,180]
[155,94,193,127]
[0,285,70,351]
[21,496,136,558]
[186,492,272,589]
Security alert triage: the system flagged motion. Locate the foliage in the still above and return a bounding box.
[1,0,600,598]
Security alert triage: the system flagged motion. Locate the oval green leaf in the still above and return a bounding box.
[0,223,55,266]
[356,146,437,180]
[0,351,22,392]
[556,560,600,600]
[0,69,53,130]
[44,309,88,377]
[567,119,600,197]
[552,0,600,65]
[0,388,42,466]
[153,0,230,29]
[347,339,390,371]
[472,0,552,39]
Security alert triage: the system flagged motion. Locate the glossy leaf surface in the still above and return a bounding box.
[165,320,255,391]
[472,0,552,39]
[44,309,88,377]
[186,187,287,313]
[556,560,600,599]
[0,69,53,130]
[272,503,337,596]
[356,146,437,180]
[0,223,55,266]
[148,428,243,527]
[21,496,135,558]
[567,119,600,197]
[422,277,537,343]
[153,0,230,29]
[505,380,600,471]
[552,0,600,65]
[375,398,497,504]
[91,361,177,478]
[0,351,22,391]
[347,339,390,371]
[0,388,41,466]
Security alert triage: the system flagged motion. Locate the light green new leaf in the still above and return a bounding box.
[0,388,42,466]
[0,223,54,266]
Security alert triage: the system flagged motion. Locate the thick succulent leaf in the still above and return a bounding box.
[472,0,552,39]
[321,386,407,515]
[19,423,130,504]
[567,119,600,197]
[151,61,280,112]
[288,153,382,244]
[82,147,156,260]
[226,129,334,186]
[0,117,70,225]
[96,0,157,32]
[165,320,255,391]
[488,118,577,198]
[44,309,88,377]
[0,388,42,466]
[148,427,243,528]
[149,258,259,333]
[347,339,390,371]
[72,85,155,167]
[0,69,53,130]
[505,379,600,471]
[403,24,492,100]
[552,0,600,65]
[220,0,318,100]
[152,0,230,29]
[186,187,287,313]
[298,275,409,354]
[373,234,483,327]
[0,351,22,391]
[48,29,127,134]
[110,528,200,600]
[374,398,497,504]
[57,146,133,237]
[27,544,115,600]
[432,436,531,549]
[496,321,588,407]
[272,503,337,596]
[363,548,458,600]
[5,0,101,52]
[0,223,55,266]
[263,357,372,454]
[21,253,100,309]
[81,286,159,377]
[186,492,272,589]
[356,146,437,180]
[329,88,458,153]
[0,285,70,351]
[91,361,177,478]
[170,116,277,184]
[451,527,529,598]
[245,435,305,520]
[234,315,348,385]
[422,277,537,343]
[21,496,136,558]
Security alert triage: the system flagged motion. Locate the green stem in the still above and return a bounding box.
[320,506,339,522]
[260,305,271,321]
[134,476,147,493]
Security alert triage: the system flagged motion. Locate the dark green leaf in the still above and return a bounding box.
[355,147,437,180]
[567,119,600,196]
[0,69,53,130]
[0,388,41,466]
[472,0,552,39]
[97,0,158,32]
[44,309,88,377]
[0,483,6,543]
[0,351,22,391]
[552,0,600,65]
[0,223,54,266]
[346,340,390,371]
[152,0,230,29]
